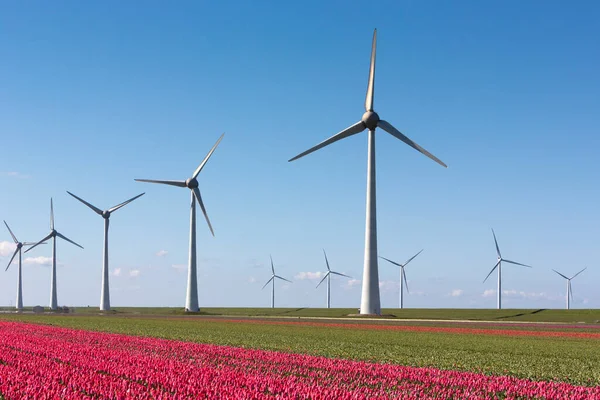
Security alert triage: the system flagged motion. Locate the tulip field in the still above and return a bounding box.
[1,315,599,399]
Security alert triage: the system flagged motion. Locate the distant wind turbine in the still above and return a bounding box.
[288,29,446,315]
[316,250,352,309]
[552,268,586,310]
[483,229,532,310]
[25,199,83,310]
[379,249,423,309]
[135,134,224,312]
[262,256,292,308]
[3,221,42,310]
[66,191,145,311]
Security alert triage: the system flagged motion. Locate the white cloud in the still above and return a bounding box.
[110,268,122,277]
[482,289,496,297]
[171,264,186,271]
[248,276,256,283]
[156,250,168,257]
[129,269,141,278]
[346,279,361,288]
[0,241,17,257]
[294,271,324,281]
[23,256,54,266]
[1,171,30,179]
[450,289,464,297]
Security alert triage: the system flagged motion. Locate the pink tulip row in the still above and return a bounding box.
[0,321,598,399]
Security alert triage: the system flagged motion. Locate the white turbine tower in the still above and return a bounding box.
[379,249,423,309]
[288,29,446,315]
[552,268,586,310]
[135,134,224,312]
[261,256,292,308]
[66,191,145,311]
[316,250,352,309]
[483,229,532,310]
[3,221,41,310]
[25,199,83,310]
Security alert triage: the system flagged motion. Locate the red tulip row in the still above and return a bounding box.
[0,321,598,399]
[196,317,600,339]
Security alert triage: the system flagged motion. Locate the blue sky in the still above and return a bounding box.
[1,1,599,309]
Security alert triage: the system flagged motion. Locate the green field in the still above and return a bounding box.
[1,312,599,386]
[3,307,600,323]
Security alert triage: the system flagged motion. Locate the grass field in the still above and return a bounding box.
[2,306,600,323]
[1,312,599,387]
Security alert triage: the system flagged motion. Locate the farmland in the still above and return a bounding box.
[1,312,600,394]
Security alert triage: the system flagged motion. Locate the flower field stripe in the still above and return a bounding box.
[192,317,600,339]
[1,321,600,399]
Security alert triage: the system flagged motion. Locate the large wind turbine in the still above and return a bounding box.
[25,199,83,310]
[135,134,224,312]
[379,249,423,309]
[261,256,292,308]
[288,29,446,315]
[552,268,586,310]
[3,221,41,310]
[483,229,532,309]
[66,191,145,311]
[316,250,352,309]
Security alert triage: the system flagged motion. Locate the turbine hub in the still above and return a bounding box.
[102,210,111,219]
[16,242,23,249]
[361,111,380,131]
[186,178,199,189]
[51,229,57,236]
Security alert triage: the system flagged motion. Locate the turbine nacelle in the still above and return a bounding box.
[102,210,111,219]
[361,111,380,131]
[186,178,199,189]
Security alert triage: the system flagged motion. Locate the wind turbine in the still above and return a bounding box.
[316,250,352,309]
[25,199,83,310]
[483,229,532,310]
[261,255,292,308]
[288,29,446,315]
[3,221,42,310]
[135,133,224,312]
[379,249,423,309]
[66,191,145,311]
[552,268,586,310]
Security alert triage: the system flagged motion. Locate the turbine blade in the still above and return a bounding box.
[323,249,331,271]
[379,256,402,267]
[316,273,329,288]
[108,192,145,213]
[365,28,377,112]
[5,248,19,271]
[24,233,53,253]
[56,232,84,249]
[261,276,274,290]
[50,198,54,230]
[288,121,366,162]
[569,281,573,301]
[491,229,501,258]
[134,179,187,188]
[402,267,410,294]
[403,249,424,268]
[270,255,275,275]
[552,269,569,280]
[503,259,532,268]
[483,260,501,283]
[192,188,214,236]
[192,133,225,179]
[377,120,447,168]
[23,242,45,246]
[3,221,18,243]
[66,191,103,215]
[570,267,587,280]
[330,271,352,279]
[275,275,292,283]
